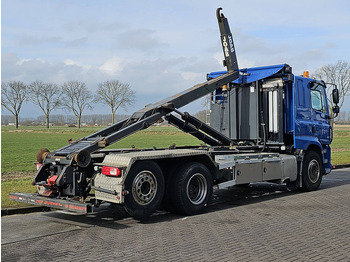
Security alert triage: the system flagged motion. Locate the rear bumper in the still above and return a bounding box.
[9,192,93,214]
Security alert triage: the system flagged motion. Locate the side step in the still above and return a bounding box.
[9,193,93,214]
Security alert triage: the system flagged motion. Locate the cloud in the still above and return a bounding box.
[16,58,45,65]
[64,59,92,70]
[2,53,103,86]
[181,72,202,81]
[115,28,165,51]
[99,56,124,75]
[18,36,62,46]
[66,37,89,47]
[2,53,53,81]
[63,19,126,34]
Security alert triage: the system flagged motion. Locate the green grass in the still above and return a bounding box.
[331,125,350,165]
[1,179,36,208]
[1,124,349,208]
[1,125,201,173]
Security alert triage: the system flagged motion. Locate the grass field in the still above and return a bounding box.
[1,125,201,174]
[331,125,350,165]
[2,179,36,208]
[1,124,349,208]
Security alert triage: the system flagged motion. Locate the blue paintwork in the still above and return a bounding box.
[293,75,332,172]
[294,76,331,147]
[208,64,332,171]
[207,64,286,84]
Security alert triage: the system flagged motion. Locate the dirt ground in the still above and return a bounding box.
[1,171,35,182]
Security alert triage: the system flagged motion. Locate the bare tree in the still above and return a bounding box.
[29,80,61,128]
[194,110,207,123]
[1,81,28,128]
[335,111,347,124]
[313,60,350,112]
[61,81,94,128]
[96,80,136,124]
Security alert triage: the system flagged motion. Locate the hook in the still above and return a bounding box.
[216,7,225,22]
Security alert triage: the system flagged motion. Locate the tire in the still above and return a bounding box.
[301,151,323,191]
[170,162,213,215]
[123,161,164,220]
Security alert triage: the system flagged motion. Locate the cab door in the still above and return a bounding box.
[310,82,331,145]
[294,78,331,149]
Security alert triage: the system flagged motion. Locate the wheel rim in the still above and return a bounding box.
[308,159,320,184]
[132,171,157,206]
[186,173,208,205]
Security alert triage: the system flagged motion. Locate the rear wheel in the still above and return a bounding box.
[170,162,213,215]
[124,161,164,220]
[301,151,323,191]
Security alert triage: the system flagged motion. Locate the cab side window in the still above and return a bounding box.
[311,84,327,112]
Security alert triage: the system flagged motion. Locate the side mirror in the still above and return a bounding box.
[332,105,340,115]
[332,88,339,104]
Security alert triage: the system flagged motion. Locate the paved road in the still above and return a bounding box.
[2,168,350,261]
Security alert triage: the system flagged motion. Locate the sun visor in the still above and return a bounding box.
[208,64,287,84]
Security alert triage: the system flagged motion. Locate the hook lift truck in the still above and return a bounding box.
[10,8,340,219]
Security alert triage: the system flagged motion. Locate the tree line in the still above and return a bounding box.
[335,111,350,124]
[313,60,350,117]
[1,80,136,128]
[1,113,131,126]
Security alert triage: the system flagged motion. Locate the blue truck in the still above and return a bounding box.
[10,8,340,219]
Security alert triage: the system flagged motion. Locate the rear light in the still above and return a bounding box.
[35,163,42,170]
[102,166,121,177]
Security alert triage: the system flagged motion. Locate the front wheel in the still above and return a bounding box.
[124,161,164,220]
[301,151,323,191]
[170,162,213,215]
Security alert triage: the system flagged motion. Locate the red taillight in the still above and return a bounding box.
[36,163,42,171]
[101,166,121,177]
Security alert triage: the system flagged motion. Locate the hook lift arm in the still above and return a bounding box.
[35,8,239,172]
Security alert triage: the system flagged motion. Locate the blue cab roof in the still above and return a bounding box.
[207,64,287,84]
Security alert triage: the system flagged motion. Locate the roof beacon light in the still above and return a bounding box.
[303,71,309,78]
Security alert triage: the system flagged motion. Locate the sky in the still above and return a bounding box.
[2,0,350,118]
